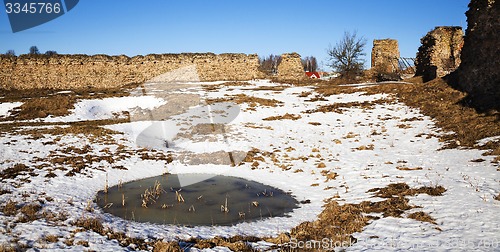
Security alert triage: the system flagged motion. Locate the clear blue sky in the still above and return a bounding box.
[0,0,469,70]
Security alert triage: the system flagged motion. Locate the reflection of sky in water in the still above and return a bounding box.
[97,174,299,226]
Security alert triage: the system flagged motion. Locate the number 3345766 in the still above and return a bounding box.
[5,2,61,14]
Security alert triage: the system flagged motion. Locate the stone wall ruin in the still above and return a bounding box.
[456,0,499,111]
[0,53,266,90]
[415,26,464,82]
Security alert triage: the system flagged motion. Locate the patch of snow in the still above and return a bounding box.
[1,79,499,251]
[0,102,22,117]
[44,96,166,122]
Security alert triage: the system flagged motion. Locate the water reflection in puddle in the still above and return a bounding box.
[96,174,299,226]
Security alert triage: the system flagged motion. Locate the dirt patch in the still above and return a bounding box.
[263,113,302,121]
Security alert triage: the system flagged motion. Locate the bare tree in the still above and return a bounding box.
[301,56,318,72]
[259,54,282,75]
[327,31,366,79]
[5,50,15,56]
[29,46,40,55]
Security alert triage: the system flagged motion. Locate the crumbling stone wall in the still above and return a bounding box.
[277,53,305,81]
[415,26,464,81]
[371,39,400,73]
[457,0,499,111]
[0,53,264,90]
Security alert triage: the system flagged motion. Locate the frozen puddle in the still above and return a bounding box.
[96,174,299,226]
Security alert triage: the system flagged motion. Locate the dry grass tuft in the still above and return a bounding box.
[367,183,446,198]
[207,94,283,109]
[408,211,437,224]
[304,100,389,114]
[355,144,375,151]
[1,200,18,216]
[153,240,182,252]
[494,194,500,201]
[73,217,105,234]
[19,203,42,222]
[263,113,302,121]
[396,166,423,171]
[361,197,414,218]
[0,163,33,180]
[240,148,271,164]
[298,91,312,97]
[189,236,257,252]
[44,234,59,243]
[308,122,321,126]
[290,201,367,246]
[11,96,76,120]
[0,243,20,252]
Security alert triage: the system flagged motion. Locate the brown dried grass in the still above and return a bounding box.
[367,183,446,198]
[263,113,302,121]
[152,241,182,252]
[0,163,33,180]
[207,94,283,108]
[286,182,445,248]
[408,211,437,224]
[19,203,42,222]
[314,77,500,157]
[1,200,18,216]
[360,78,500,151]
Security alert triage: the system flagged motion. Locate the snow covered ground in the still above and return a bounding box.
[0,80,499,251]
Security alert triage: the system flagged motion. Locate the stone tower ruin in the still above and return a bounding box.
[415,26,464,81]
[277,53,305,81]
[371,39,400,73]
